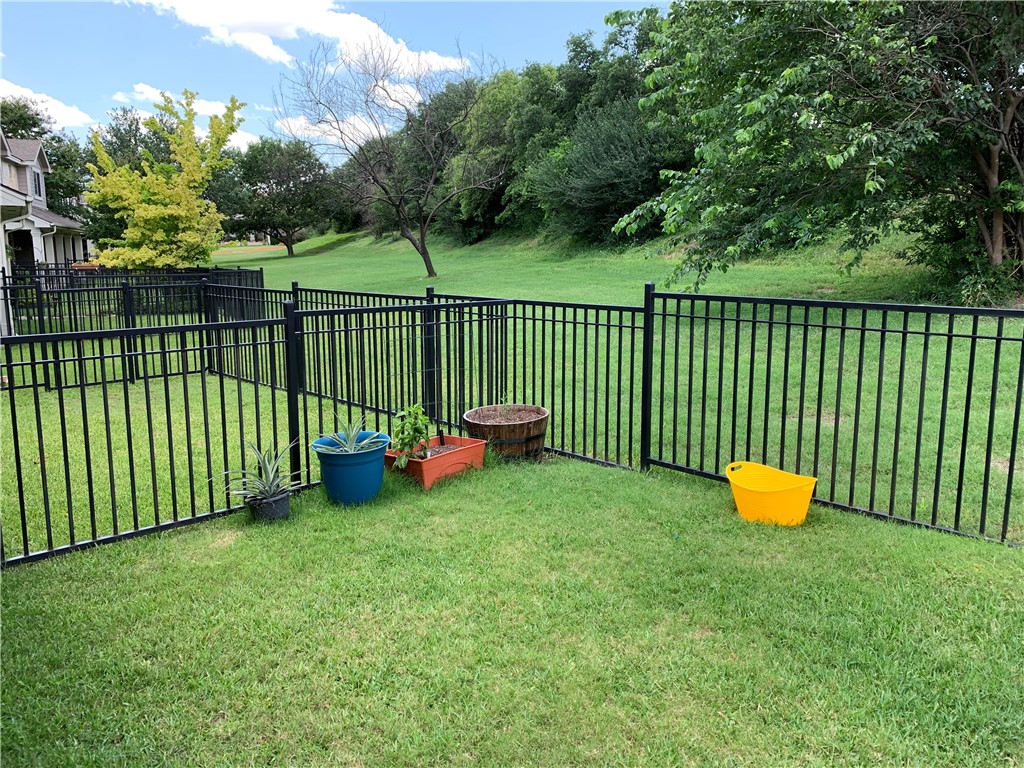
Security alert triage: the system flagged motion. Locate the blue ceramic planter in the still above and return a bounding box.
[312,432,390,505]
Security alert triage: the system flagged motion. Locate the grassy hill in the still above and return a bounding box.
[213,231,937,305]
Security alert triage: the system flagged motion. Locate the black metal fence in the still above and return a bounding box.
[2,281,1021,566]
[645,289,1023,544]
[2,318,290,564]
[0,266,264,336]
[2,264,263,291]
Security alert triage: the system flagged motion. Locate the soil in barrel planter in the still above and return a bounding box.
[463,405,549,459]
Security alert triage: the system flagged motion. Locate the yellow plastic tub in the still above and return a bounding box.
[725,462,817,526]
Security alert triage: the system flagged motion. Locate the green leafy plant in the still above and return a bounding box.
[499,389,515,418]
[391,404,434,469]
[225,441,298,503]
[314,416,389,454]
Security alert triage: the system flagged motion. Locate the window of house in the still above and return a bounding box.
[33,171,42,197]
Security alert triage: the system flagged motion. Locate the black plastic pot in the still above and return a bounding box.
[247,492,290,522]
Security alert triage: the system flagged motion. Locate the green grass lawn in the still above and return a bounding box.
[212,230,937,305]
[3,458,1022,767]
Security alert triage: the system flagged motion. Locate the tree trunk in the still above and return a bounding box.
[284,237,295,257]
[975,145,1005,267]
[399,226,438,277]
[990,208,1005,267]
[417,245,438,278]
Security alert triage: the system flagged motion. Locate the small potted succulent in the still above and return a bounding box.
[311,416,391,505]
[463,401,549,459]
[385,404,486,491]
[225,441,299,522]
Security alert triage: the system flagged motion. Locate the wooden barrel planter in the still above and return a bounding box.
[462,405,549,459]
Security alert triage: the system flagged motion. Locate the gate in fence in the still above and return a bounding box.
[2,282,1021,566]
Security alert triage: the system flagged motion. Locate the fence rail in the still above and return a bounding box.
[2,264,263,291]
[2,281,1021,566]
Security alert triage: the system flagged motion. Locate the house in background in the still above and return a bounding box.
[1,131,90,276]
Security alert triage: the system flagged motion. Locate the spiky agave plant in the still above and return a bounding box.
[313,416,389,454]
[225,441,299,502]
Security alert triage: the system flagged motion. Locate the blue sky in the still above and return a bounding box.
[1,1,655,148]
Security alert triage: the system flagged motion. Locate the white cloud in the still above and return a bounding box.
[129,0,466,73]
[253,104,276,112]
[111,82,226,116]
[193,97,227,116]
[369,80,422,112]
[204,28,292,66]
[0,79,93,129]
[195,124,259,150]
[276,114,377,151]
[228,129,260,150]
[111,82,165,106]
[276,115,335,140]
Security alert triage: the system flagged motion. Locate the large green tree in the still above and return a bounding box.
[1,97,89,220]
[237,138,330,256]
[40,132,89,220]
[531,98,670,242]
[441,9,666,242]
[0,96,53,139]
[82,107,176,244]
[203,147,249,239]
[619,1,1024,300]
[86,91,242,268]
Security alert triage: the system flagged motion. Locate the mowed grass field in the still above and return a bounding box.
[2,459,1023,767]
[211,230,937,304]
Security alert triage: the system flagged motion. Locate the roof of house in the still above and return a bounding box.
[33,207,82,230]
[3,137,51,172]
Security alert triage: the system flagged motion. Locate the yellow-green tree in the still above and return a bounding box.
[86,90,243,268]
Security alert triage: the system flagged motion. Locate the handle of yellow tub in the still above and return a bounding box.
[727,462,743,473]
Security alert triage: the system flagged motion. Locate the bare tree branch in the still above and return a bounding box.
[276,39,505,276]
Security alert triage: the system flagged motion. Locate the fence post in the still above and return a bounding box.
[422,286,441,422]
[201,278,216,373]
[33,278,46,334]
[291,281,306,391]
[122,281,138,383]
[33,278,53,390]
[284,300,303,484]
[639,282,655,471]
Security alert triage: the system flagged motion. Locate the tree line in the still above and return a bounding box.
[2,2,1020,304]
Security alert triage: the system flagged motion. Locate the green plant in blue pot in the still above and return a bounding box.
[311,416,391,504]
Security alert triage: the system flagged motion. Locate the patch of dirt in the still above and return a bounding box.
[468,405,547,425]
[424,445,462,458]
[211,531,240,549]
[991,456,1021,475]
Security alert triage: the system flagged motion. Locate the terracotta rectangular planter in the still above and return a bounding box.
[384,434,486,491]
